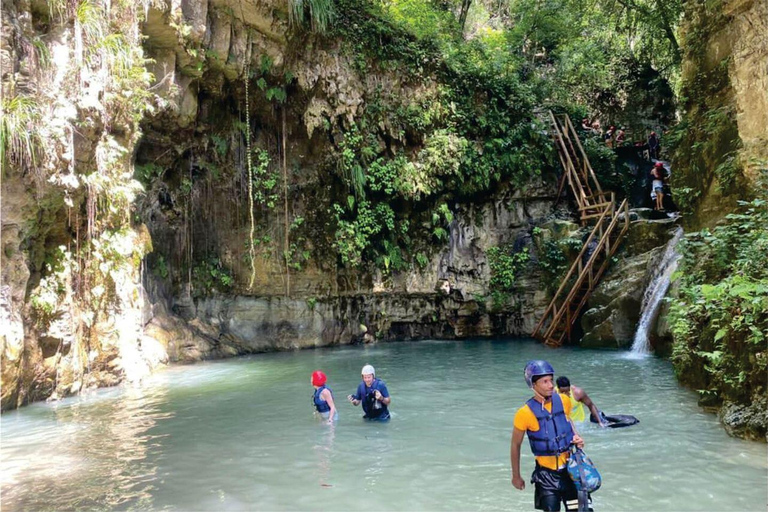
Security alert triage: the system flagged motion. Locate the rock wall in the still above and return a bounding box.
[580,214,680,348]
[1,0,173,409]
[141,182,562,354]
[724,0,768,184]
[673,0,768,226]
[1,0,702,411]
[1,0,571,409]
[132,1,566,350]
[663,0,768,440]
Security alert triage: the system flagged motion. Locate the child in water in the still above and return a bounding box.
[311,370,338,424]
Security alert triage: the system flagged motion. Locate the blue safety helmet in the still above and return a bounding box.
[524,360,555,388]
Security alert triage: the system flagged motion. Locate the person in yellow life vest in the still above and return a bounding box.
[556,376,606,428]
[511,360,591,512]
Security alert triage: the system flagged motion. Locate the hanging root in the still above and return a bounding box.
[245,54,257,290]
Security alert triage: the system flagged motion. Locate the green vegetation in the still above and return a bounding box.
[1,95,41,173]
[153,254,170,280]
[288,0,335,33]
[670,197,768,407]
[135,163,164,186]
[30,246,73,320]
[12,0,154,339]
[531,226,584,294]
[487,244,530,310]
[20,0,688,296]
[317,0,683,272]
[285,216,311,271]
[192,258,234,297]
[325,0,547,270]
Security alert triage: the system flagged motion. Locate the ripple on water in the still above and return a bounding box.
[1,340,766,511]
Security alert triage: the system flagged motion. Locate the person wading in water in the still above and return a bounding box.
[510,360,591,511]
[556,376,605,427]
[311,370,338,424]
[347,364,391,421]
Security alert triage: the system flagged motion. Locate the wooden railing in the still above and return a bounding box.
[549,111,611,224]
[532,198,630,346]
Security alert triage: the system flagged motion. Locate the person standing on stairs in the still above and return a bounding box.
[650,161,667,211]
[604,126,616,148]
[647,131,660,160]
[614,128,626,147]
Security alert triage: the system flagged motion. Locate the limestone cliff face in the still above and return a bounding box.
[1,0,567,409]
[9,0,747,411]
[1,0,162,408]
[663,0,768,440]
[133,1,563,352]
[722,0,767,184]
[673,0,767,225]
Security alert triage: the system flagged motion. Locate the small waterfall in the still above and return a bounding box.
[630,227,684,356]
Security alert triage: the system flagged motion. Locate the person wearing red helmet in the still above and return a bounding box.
[311,370,338,424]
[650,161,668,211]
[511,360,587,511]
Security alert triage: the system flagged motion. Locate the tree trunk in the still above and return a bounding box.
[459,0,472,36]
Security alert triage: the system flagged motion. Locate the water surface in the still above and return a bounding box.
[2,339,766,511]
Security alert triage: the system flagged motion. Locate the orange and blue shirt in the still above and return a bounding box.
[514,393,573,470]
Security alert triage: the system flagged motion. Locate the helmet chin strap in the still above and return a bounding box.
[532,386,551,403]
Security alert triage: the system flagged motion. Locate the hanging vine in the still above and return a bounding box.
[245,55,257,290]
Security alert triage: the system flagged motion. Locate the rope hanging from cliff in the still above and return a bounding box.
[245,41,257,290]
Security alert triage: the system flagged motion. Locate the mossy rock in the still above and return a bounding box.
[719,395,768,442]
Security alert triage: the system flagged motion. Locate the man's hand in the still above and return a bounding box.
[512,475,525,490]
[572,433,584,449]
[374,390,382,400]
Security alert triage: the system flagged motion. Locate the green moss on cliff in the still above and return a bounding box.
[669,2,747,217]
[316,0,554,273]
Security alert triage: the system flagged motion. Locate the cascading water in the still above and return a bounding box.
[630,226,684,356]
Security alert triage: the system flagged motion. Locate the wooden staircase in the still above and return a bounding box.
[532,112,631,347]
[549,111,613,224]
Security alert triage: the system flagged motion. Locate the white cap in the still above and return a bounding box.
[361,364,375,376]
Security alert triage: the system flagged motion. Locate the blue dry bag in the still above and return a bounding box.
[567,446,601,493]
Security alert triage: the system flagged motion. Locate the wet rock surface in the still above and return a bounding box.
[719,395,768,442]
[580,216,681,348]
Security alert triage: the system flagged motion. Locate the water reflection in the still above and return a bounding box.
[1,385,172,510]
[313,421,336,488]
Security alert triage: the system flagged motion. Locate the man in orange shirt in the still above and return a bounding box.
[510,360,588,511]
